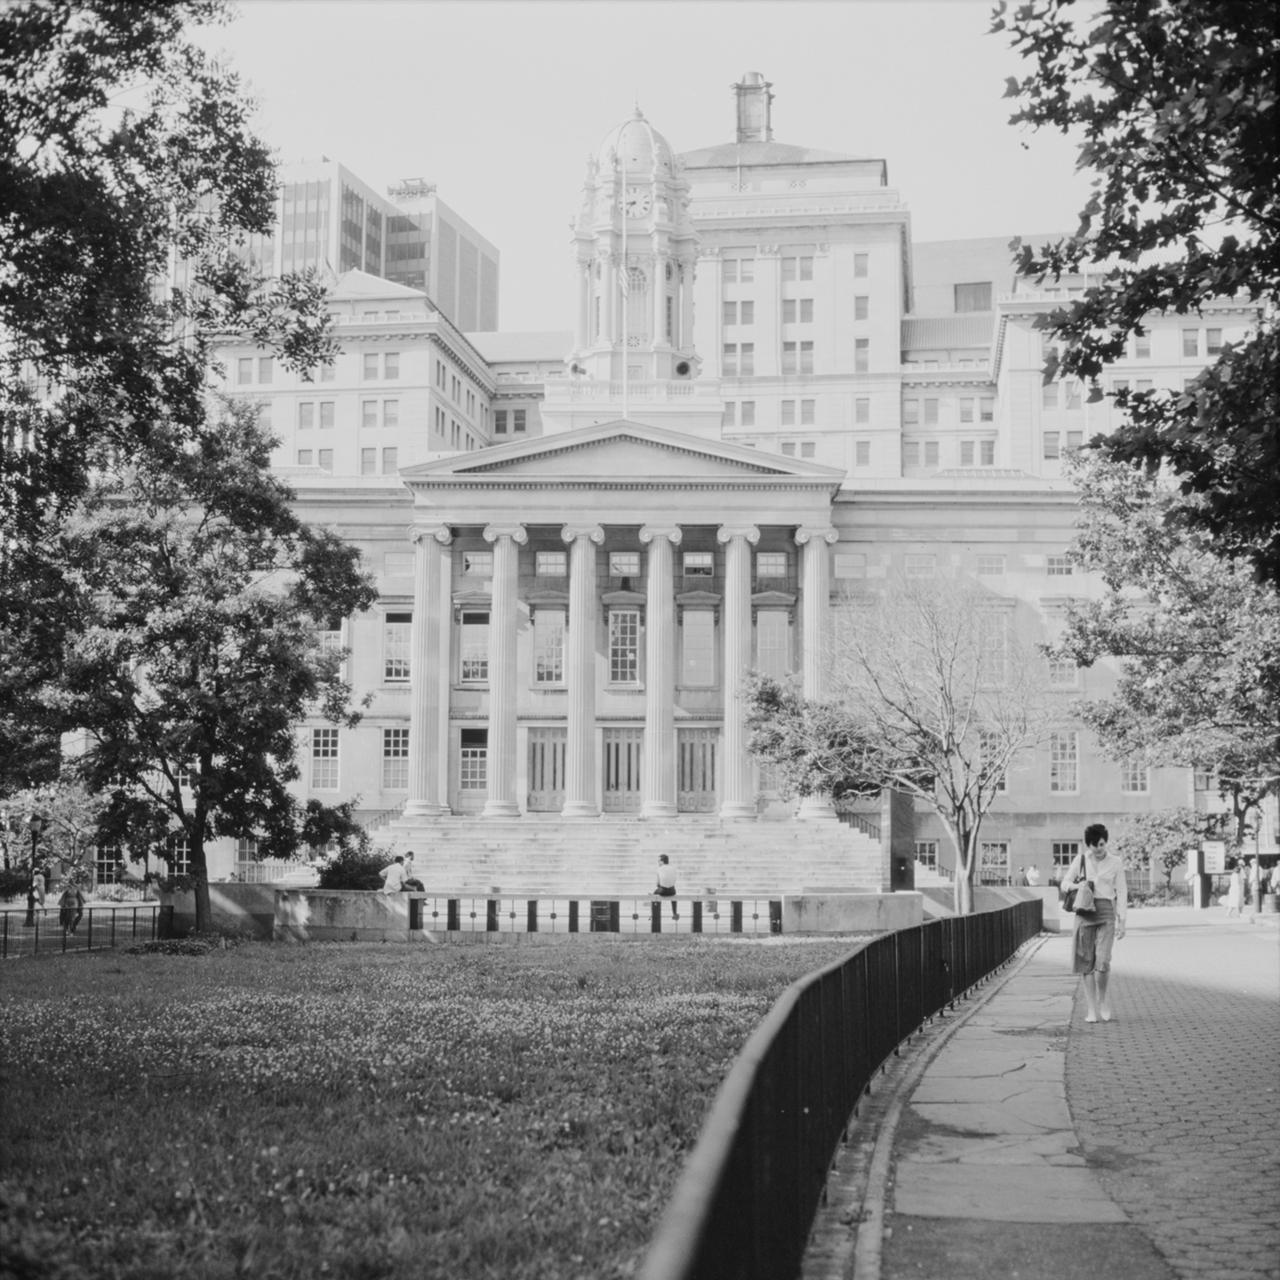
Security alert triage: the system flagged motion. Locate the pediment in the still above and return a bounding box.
[401,419,845,487]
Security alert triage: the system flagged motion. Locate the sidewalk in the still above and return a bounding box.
[803,906,1280,1280]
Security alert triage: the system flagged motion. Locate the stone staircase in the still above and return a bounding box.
[379,813,885,897]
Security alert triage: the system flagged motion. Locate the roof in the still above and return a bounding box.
[679,140,877,170]
[902,316,995,351]
[464,331,574,363]
[329,269,431,302]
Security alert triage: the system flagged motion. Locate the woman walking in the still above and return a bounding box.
[1067,823,1128,1023]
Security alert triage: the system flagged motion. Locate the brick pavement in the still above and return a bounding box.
[1065,910,1280,1280]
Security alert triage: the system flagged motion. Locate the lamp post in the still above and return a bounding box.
[24,811,47,928]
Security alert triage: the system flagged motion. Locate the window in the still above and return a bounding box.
[781,255,813,282]
[299,402,315,429]
[955,282,993,313]
[95,844,122,884]
[383,400,399,428]
[980,732,1007,793]
[167,833,191,876]
[382,728,409,789]
[980,440,995,466]
[800,441,816,459]
[980,842,1010,882]
[854,440,870,467]
[854,295,868,321]
[362,400,378,429]
[459,610,490,683]
[462,550,493,577]
[906,442,922,467]
[781,399,796,426]
[320,363,335,382]
[781,442,796,457]
[382,447,397,473]
[610,551,640,577]
[311,728,339,790]
[979,396,994,422]
[961,397,976,423]
[681,609,716,687]
[756,551,788,579]
[1206,328,1223,355]
[1052,841,1079,872]
[257,356,273,384]
[494,409,508,434]
[383,612,411,682]
[536,550,567,577]
[360,447,376,475]
[834,552,866,579]
[740,400,756,426]
[317,449,332,472]
[459,729,487,791]
[854,397,870,424]
[384,352,399,379]
[976,554,1005,576]
[854,339,869,373]
[512,409,527,433]
[960,441,975,466]
[915,841,938,870]
[237,357,252,385]
[1121,760,1149,793]
[923,398,939,425]
[1193,768,1215,792]
[903,399,920,426]
[723,344,737,376]
[1133,334,1151,359]
[781,341,812,374]
[1043,432,1061,460]
[978,611,1009,683]
[723,258,755,283]
[722,403,737,428]
[363,353,379,380]
[1064,382,1082,410]
[296,449,313,466]
[319,402,334,429]
[1041,383,1057,410]
[609,609,641,684]
[782,298,813,323]
[1048,656,1079,688]
[1050,731,1079,793]
[854,253,869,278]
[924,441,939,466]
[1065,430,1083,451]
[723,300,737,326]
[756,609,790,678]
[1047,555,1073,576]
[682,551,714,578]
[905,553,936,579]
[1182,329,1199,357]
[533,609,565,684]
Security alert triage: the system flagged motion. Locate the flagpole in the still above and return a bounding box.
[620,136,629,422]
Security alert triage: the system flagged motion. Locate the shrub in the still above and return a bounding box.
[318,845,389,891]
[0,866,30,901]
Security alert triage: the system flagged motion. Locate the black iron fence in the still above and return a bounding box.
[1,905,160,959]
[638,898,1043,1280]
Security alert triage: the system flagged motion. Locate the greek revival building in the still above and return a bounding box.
[204,73,1272,891]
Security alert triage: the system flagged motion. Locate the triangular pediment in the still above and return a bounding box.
[401,419,845,486]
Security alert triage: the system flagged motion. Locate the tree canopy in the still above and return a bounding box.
[994,0,1280,582]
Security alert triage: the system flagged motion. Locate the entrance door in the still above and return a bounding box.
[527,728,567,812]
[602,728,643,813]
[677,728,718,812]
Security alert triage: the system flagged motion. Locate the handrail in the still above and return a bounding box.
[638,900,1042,1280]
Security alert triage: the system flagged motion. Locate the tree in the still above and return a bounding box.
[1049,453,1280,847]
[1110,807,1209,891]
[826,578,1055,913]
[39,398,376,931]
[994,0,1280,583]
[0,0,337,779]
[7,779,108,882]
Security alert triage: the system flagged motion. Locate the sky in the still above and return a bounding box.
[202,0,1091,332]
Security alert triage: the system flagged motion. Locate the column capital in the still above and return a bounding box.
[639,525,683,547]
[482,523,529,546]
[794,525,838,547]
[561,524,605,546]
[716,524,760,546]
[409,524,453,547]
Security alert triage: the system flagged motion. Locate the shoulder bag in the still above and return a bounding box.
[1062,856,1097,915]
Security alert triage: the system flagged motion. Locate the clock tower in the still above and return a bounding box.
[541,108,723,436]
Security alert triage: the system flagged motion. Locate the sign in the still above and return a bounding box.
[1202,841,1226,874]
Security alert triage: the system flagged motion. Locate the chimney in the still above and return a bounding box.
[732,71,774,143]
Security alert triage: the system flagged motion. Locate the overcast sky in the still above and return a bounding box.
[206,0,1089,331]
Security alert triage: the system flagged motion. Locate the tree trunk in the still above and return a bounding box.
[191,809,212,933]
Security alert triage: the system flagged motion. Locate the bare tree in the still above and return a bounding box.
[827,576,1058,914]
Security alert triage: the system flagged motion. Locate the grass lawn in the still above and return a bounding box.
[0,935,863,1279]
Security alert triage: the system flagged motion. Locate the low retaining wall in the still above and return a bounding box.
[780,891,923,934]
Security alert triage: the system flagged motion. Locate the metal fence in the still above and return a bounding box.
[638,899,1043,1280]
[1,905,161,959]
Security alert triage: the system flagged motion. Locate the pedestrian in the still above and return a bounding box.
[652,853,678,920]
[1224,863,1243,917]
[379,855,406,893]
[1066,823,1127,1024]
[58,881,85,934]
[31,865,46,907]
[1019,866,1029,886]
[402,851,424,892]
[1025,864,1041,887]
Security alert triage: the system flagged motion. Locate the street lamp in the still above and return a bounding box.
[23,811,47,928]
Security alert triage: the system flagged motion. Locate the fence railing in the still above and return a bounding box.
[638,899,1043,1280]
[1,905,161,959]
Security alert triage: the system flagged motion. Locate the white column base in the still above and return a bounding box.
[560,801,600,819]
[797,794,838,821]
[718,801,757,821]
[401,801,448,819]
[482,801,521,818]
[641,802,678,820]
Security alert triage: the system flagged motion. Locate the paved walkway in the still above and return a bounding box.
[803,906,1280,1280]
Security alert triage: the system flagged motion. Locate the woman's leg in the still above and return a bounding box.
[1096,969,1112,1019]
[1082,972,1099,1021]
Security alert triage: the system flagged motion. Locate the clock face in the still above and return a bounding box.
[623,185,653,217]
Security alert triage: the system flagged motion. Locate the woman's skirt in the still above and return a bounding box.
[1073,898,1116,975]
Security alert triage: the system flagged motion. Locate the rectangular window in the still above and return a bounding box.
[854,253,869,278]
[756,551,788,579]
[1050,732,1079,793]
[362,400,378,429]
[924,441,939,466]
[1041,383,1057,409]
[1043,432,1061,460]
[298,402,315,429]
[723,344,737,376]
[798,340,814,374]
[168,834,191,876]
[382,728,409,789]
[237,357,253,385]
[383,612,411,682]
[960,397,975,423]
[383,400,399,428]
[955,282,993,312]
[740,400,756,426]
[462,550,493,577]
[363,353,379,380]
[494,409,508,434]
[781,399,796,426]
[976,554,1005,576]
[535,550,567,577]
[319,402,334,429]
[459,610,490,683]
[756,608,790,678]
[317,449,333,472]
[854,397,870,424]
[360,447,376,475]
[980,731,1007,793]
[854,295,868,321]
[682,551,714,577]
[922,398,939,425]
[1047,555,1073,576]
[681,609,716,687]
[609,609,641,684]
[978,611,1009,683]
[903,399,920,426]
[781,442,796,457]
[1206,328,1223,355]
[855,338,869,373]
[854,440,870,467]
[320,363,335,382]
[297,449,313,466]
[609,551,640,577]
[800,399,815,425]
[384,352,399,380]
[723,300,738,326]
[311,728,339,790]
[980,440,995,466]
[257,356,273,384]
[834,552,866,579]
[1048,655,1079,688]
[902,441,920,467]
[979,396,994,422]
[980,841,1010,882]
[800,441,815,459]
[512,409,527,433]
[723,261,738,284]
[382,447,397,473]
[1064,381,1082,410]
[1121,759,1149,793]
[1065,430,1083,451]
[782,341,798,374]
[1182,329,1199,357]
[1134,334,1151,359]
[533,609,565,684]
[905,553,936,579]
[960,440,975,466]
[915,841,938,870]
[459,728,487,791]
[1052,841,1079,871]
[1193,768,1215,792]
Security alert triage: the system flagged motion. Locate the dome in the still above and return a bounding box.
[596,108,676,179]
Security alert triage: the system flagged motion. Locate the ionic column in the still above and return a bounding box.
[482,523,527,817]
[575,259,590,351]
[795,525,839,820]
[718,524,760,819]
[639,524,681,818]
[562,524,605,817]
[405,524,452,817]
[652,252,666,345]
